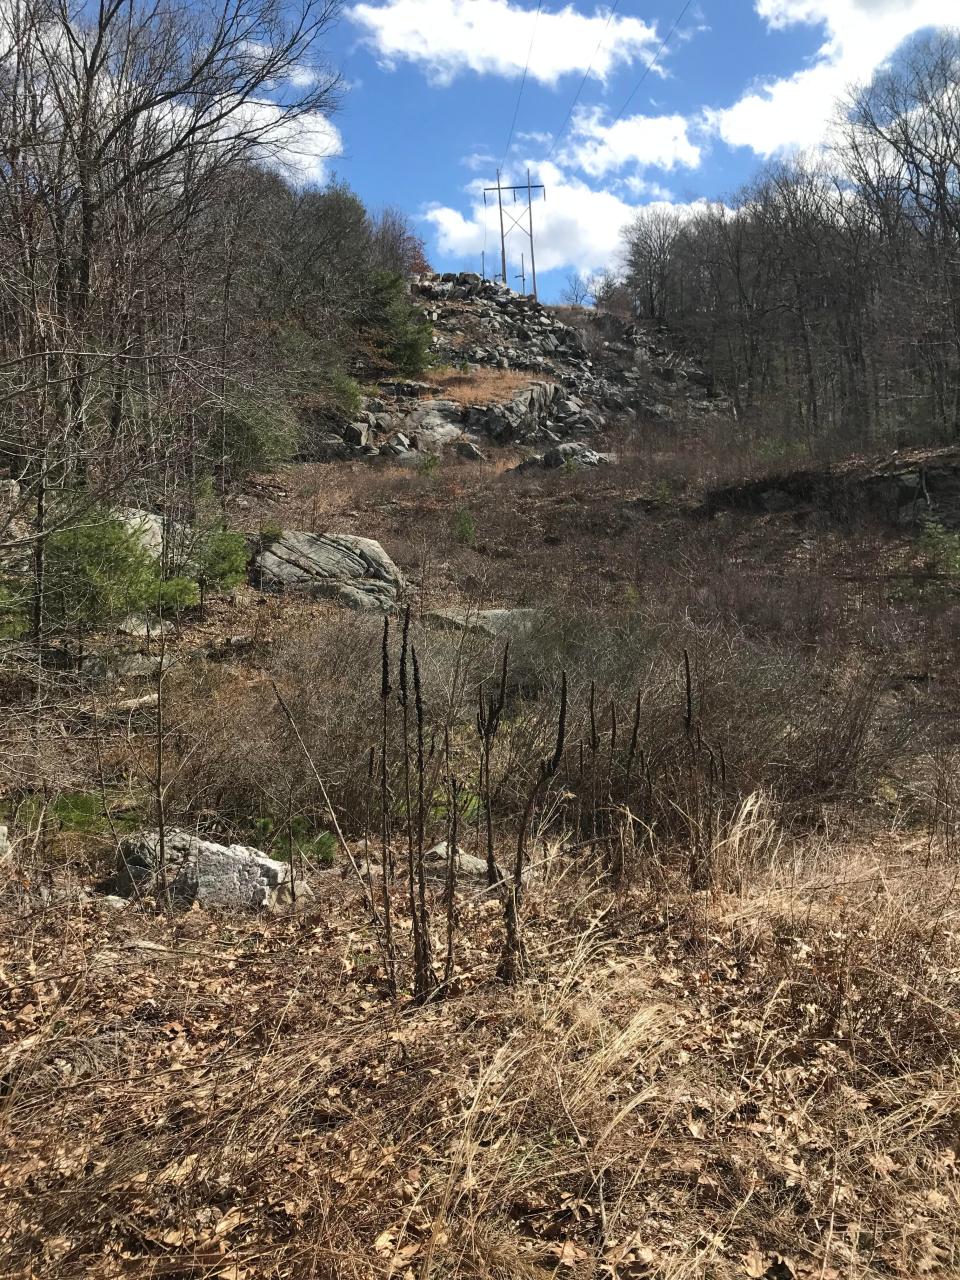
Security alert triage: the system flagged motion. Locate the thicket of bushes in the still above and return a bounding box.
[160,607,914,861]
[0,513,249,644]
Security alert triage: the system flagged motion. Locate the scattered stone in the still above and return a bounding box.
[100,894,131,911]
[542,442,613,469]
[456,440,485,461]
[114,652,176,680]
[359,841,501,886]
[118,615,174,640]
[379,380,432,398]
[113,692,160,716]
[81,650,176,682]
[252,531,404,612]
[342,422,369,447]
[425,606,543,640]
[422,841,500,882]
[114,829,311,910]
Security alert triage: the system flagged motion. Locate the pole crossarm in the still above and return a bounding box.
[482,185,546,196]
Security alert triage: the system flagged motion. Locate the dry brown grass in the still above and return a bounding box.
[2,837,959,1279]
[427,366,550,407]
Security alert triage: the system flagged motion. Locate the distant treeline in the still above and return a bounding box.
[621,30,960,445]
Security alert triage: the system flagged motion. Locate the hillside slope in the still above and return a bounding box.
[4,283,960,1280]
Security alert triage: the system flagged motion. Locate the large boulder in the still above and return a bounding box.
[253,532,403,611]
[410,421,463,453]
[115,829,310,910]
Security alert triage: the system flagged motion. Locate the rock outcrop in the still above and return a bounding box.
[253,532,403,611]
[425,606,543,639]
[115,830,311,910]
[703,456,960,529]
[303,272,732,467]
[417,273,590,376]
[413,272,728,426]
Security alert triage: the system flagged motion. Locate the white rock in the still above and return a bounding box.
[115,830,312,910]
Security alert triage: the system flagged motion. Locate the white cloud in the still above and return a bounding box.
[560,106,702,176]
[424,161,707,276]
[618,175,677,200]
[348,0,660,86]
[462,149,496,171]
[709,0,958,156]
[236,102,343,184]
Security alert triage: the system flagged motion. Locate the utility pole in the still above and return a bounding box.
[526,168,539,302]
[484,172,545,297]
[496,170,507,285]
[515,253,526,295]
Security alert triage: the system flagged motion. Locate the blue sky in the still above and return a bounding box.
[281,0,957,300]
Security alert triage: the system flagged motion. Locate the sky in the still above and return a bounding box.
[282,0,959,300]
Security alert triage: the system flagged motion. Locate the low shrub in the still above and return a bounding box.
[198,529,249,591]
[221,395,301,477]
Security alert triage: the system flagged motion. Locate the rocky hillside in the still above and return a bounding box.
[312,273,732,469]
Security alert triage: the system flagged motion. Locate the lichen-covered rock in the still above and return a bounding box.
[252,532,403,611]
[115,829,310,910]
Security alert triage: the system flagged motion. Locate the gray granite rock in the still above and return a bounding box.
[253,531,403,611]
[115,829,311,910]
[424,606,543,640]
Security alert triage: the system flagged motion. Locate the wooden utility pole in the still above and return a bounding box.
[515,253,526,295]
[484,172,545,296]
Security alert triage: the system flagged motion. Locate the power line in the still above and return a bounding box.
[546,0,623,161]
[500,0,542,169]
[612,0,694,124]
